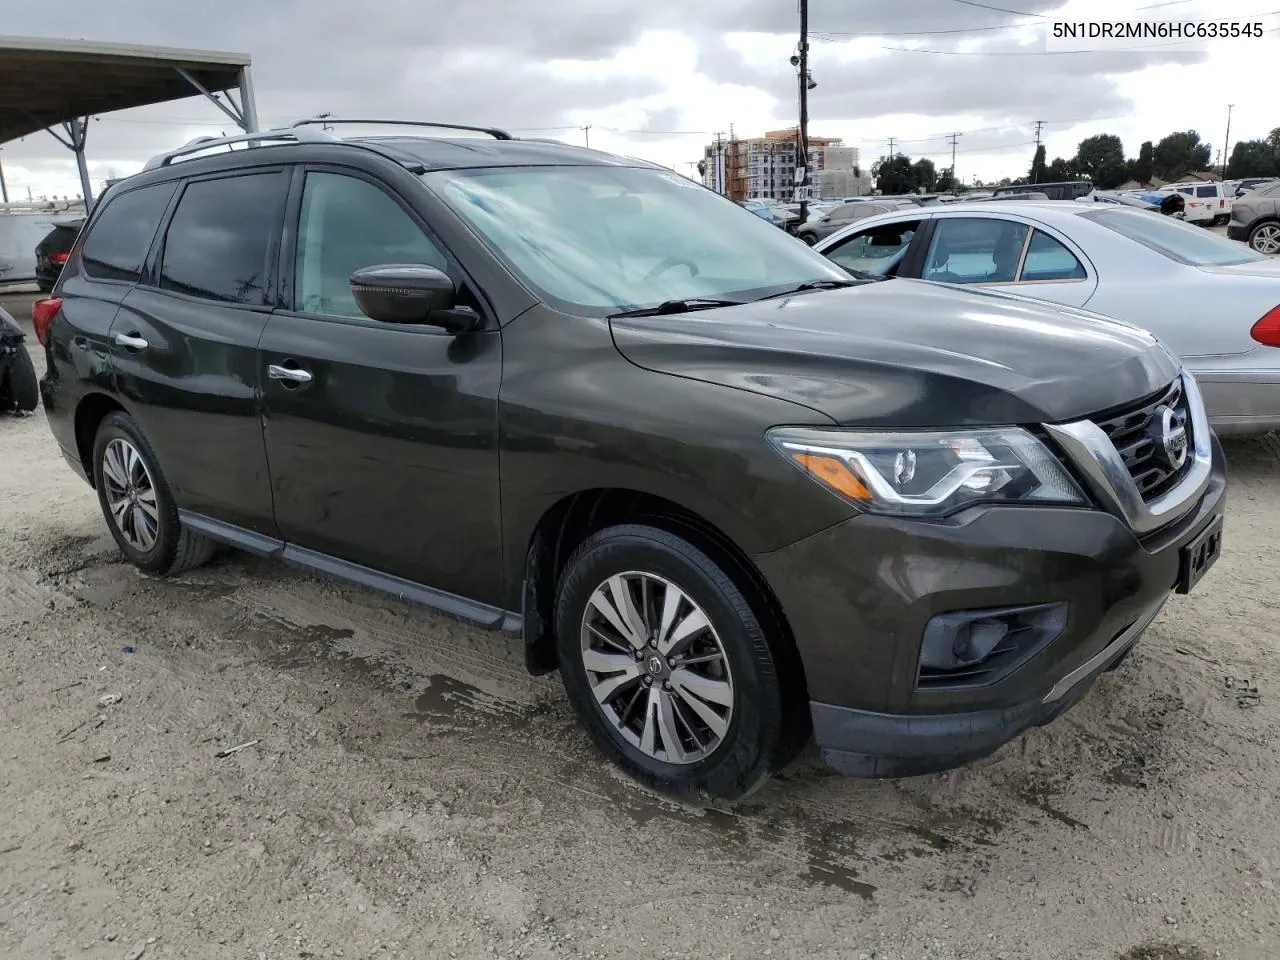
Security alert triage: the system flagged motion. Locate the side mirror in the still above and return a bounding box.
[349,264,480,333]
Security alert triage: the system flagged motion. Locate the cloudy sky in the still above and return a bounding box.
[1,0,1276,200]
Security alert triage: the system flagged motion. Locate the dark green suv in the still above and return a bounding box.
[33,120,1225,801]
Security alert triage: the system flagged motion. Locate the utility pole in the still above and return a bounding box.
[581,124,592,148]
[712,130,726,195]
[1032,120,1045,183]
[947,132,963,189]
[887,136,895,158]
[1222,104,1234,179]
[796,0,811,222]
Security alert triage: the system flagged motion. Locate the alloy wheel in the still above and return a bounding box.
[101,438,159,551]
[1251,223,1280,255]
[579,571,734,765]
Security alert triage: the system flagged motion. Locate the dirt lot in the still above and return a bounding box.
[2,289,1278,960]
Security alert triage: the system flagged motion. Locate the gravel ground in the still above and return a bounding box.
[1,289,1278,960]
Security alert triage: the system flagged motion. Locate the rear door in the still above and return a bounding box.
[111,169,288,535]
[258,166,504,605]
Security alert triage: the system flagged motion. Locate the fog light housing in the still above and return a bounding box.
[917,602,1068,689]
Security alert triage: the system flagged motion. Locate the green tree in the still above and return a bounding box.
[1043,156,1079,181]
[1152,130,1211,180]
[1127,141,1154,184]
[1075,133,1126,188]
[936,167,957,193]
[1226,139,1280,179]
[1029,144,1047,183]
[912,157,938,192]
[872,154,914,194]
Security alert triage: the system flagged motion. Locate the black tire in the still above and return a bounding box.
[1,347,38,413]
[799,232,818,246]
[1249,220,1280,255]
[1212,215,1230,227]
[91,411,216,576]
[555,524,804,802]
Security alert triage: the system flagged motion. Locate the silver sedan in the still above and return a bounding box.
[814,200,1280,436]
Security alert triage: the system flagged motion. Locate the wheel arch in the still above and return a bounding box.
[520,487,809,703]
[74,392,127,479]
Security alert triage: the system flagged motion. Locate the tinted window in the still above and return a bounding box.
[295,172,448,319]
[923,218,1029,283]
[80,183,176,282]
[828,205,859,222]
[159,173,284,305]
[1195,185,1217,198]
[1020,230,1086,281]
[824,222,918,276]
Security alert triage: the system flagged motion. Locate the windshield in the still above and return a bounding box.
[427,165,850,315]
[1084,208,1266,266]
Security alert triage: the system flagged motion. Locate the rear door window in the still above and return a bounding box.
[158,172,287,305]
[80,182,177,283]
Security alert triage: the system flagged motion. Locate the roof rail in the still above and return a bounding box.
[142,127,337,171]
[288,117,513,140]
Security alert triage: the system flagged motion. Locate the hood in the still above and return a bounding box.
[610,279,1181,428]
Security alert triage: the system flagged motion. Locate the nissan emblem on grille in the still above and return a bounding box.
[1157,405,1189,470]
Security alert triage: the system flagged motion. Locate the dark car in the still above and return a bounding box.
[34,217,85,293]
[1227,181,1280,254]
[32,120,1226,801]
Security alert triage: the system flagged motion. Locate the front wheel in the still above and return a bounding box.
[92,412,217,576]
[555,524,805,802]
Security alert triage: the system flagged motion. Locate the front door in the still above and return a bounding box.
[110,169,289,534]
[259,167,504,605]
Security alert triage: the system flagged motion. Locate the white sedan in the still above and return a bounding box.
[814,200,1280,436]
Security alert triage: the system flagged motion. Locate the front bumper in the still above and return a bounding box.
[754,413,1227,779]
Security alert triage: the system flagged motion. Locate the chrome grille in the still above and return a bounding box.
[1092,379,1193,502]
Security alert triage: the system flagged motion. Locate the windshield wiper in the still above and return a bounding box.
[756,277,870,301]
[608,297,744,319]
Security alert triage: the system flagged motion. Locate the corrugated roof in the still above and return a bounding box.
[0,36,250,144]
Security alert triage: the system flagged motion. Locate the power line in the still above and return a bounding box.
[949,0,1047,18]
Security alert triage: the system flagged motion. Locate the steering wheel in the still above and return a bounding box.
[644,257,700,281]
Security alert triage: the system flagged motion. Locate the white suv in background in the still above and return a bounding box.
[1162,182,1232,226]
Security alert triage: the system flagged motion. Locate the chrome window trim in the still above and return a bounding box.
[1043,371,1212,536]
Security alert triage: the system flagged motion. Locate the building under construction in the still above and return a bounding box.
[701,128,866,202]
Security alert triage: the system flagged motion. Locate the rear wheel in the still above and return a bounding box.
[799,232,818,246]
[1249,222,1280,255]
[92,412,216,576]
[555,524,804,802]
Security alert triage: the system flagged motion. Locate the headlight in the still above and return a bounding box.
[767,426,1087,517]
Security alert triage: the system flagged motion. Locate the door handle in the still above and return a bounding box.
[113,332,149,351]
[268,364,313,384]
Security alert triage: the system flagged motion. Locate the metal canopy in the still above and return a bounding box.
[0,36,258,207]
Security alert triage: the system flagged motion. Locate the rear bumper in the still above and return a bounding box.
[1226,223,1250,242]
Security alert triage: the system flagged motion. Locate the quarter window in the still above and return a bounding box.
[1020,230,1086,281]
[294,172,448,319]
[81,182,177,283]
[159,173,285,305]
